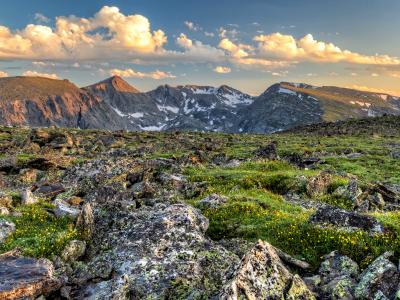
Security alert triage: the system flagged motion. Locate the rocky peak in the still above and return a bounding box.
[85,76,140,94]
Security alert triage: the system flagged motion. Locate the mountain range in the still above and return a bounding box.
[0,75,399,133]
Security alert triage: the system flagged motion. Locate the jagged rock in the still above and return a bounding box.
[72,203,239,299]
[61,240,86,263]
[307,171,332,197]
[131,180,155,199]
[0,220,15,244]
[219,238,254,258]
[75,203,94,240]
[219,240,315,299]
[21,188,39,205]
[333,180,362,203]
[0,252,61,299]
[253,142,278,160]
[54,199,81,219]
[309,206,385,233]
[354,252,399,300]
[318,251,360,299]
[198,193,228,209]
[34,182,65,199]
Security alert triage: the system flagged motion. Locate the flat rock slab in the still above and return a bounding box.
[0,254,61,299]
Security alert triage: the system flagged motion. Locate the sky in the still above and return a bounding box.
[0,0,399,95]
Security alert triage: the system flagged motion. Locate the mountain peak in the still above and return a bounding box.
[86,76,140,94]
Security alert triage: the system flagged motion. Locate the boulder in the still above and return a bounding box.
[307,171,332,197]
[219,240,315,299]
[19,168,39,183]
[21,188,39,205]
[75,203,94,240]
[333,180,362,204]
[354,252,399,300]
[0,220,15,244]
[54,199,81,219]
[253,142,278,160]
[61,240,86,263]
[198,193,228,209]
[71,203,239,299]
[34,182,65,199]
[0,252,61,299]
[309,206,385,233]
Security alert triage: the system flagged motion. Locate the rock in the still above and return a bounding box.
[0,206,9,216]
[21,188,39,205]
[61,240,86,263]
[390,151,400,159]
[0,252,61,299]
[333,180,362,203]
[0,194,12,208]
[220,240,315,299]
[346,152,363,159]
[126,170,144,186]
[307,171,332,197]
[25,157,55,171]
[67,196,83,206]
[284,153,320,169]
[131,180,155,199]
[354,252,399,300]
[54,199,81,219]
[219,238,254,258]
[34,182,65,199]
[75,203,94,240]
[303,275,321,292]
[19,168,39,183]
[198,193,228,209]
[224,159,242,168]
[72,203,239,299]
[253,141,278,160]
[0,220,15,244]
[309,206,385,233]
[317,251,359,300]
[355,192,386,212]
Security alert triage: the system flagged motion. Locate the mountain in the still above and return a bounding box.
[0,76,399,133]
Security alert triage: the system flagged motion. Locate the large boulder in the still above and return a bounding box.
[0,252,61,299]
[0,220,15,244]
[219,240,315,300]
[70,203,239,299]
[354,252,399,300]
[309,206,385,233]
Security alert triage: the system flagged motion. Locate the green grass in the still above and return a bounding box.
[0,202,78,257]
[185,160,400,269]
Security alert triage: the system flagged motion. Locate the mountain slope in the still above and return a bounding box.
[0,76,399,133]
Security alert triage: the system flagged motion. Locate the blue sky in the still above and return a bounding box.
[0,0,399,95]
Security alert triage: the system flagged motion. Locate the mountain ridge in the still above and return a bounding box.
[0,75,399,133]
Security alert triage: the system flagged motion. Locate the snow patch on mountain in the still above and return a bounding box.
[278,87,297,95]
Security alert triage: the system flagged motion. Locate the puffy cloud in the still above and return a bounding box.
[22,70,59,79]
[0,6,167,60]
[253,33,400,65]
[176,33,225,62]
[214,66,231,73]
[176,33,193,49]
[110,68,176,79]
[0,71,8,77]
[184,21,200,31]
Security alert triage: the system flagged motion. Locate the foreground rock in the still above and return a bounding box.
[220,240,315,299]
[0,251,61,299]
[0,220,15,244]
[309,206,385,233]
[69,202,239,299]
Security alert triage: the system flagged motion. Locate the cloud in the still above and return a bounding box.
[0,71,8,77]
[214,66,231,74]
[34,13,50,24]
[110,68,176,79]
[176,33,193,49]
[204,31,215,37]
[0,6,167,61]
[347,85,400,97]
[253,33,400,65]
[22,70,59,79]
[184,21,201,31]
[176,33,225,62]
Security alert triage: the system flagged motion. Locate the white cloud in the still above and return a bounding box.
[110,68,176,79]
[22,70,59,79]
[347,85,400,97]
[371,73,379,77]
[176,33,193,49]
[0,71,8,77]
[184,21,200,31]
[34,13,50,24]
[214,66,231,74]
[204,31,215,37]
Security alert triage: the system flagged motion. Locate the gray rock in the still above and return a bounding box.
[76,203,94,240]
[354,252,399,299]
[0,220,15,244]
[198,193,228,209]
[333,180,362,203]
[54,199,81,219]
[61,240,86,263]
[0,252,61,299]
[219,240,315,299]
[309,206,385,233]
[21,189,38,205]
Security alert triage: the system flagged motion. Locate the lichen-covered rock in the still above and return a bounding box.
[34,182,65,199]
[354,252,399,299]
[54,199,81,219]
[75,203,94,240]
[333,180,362,204]
[71,202,239,299]
[21,188,39,205]
[61,240,86,263]
[219,240,315,300]
[307,171,332,197]
[198,193,228,209]
[309,206,385,233]
[319,251,360,282]
[0,252,61,299]
[0,220,15,244]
